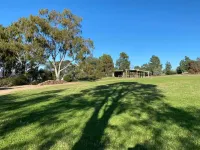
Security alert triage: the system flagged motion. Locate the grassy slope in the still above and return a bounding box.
[0,76,200,150]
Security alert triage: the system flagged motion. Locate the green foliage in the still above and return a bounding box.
[166,70,177,75]
[134,66,141,70]
[78,57,103,80]
[0,75,29,87]
[39,69,53,82]
[99,54,114,77]
[63,74,73,82]
[165,61,172,75]
[149,55,162,76]
[141,63,150,71]
[179,56,191,73]
[1,9,94,81]
[176,66,182,74]
[116,52,130,70]
[29,9,94,80]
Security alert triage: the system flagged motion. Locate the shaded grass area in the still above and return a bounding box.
[0,77,200,149]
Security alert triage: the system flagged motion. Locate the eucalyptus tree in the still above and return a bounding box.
[7,17,47,74]
[29,9,94,80]
[0,25,17,77]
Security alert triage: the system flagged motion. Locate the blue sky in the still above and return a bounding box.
[1,0,200,69]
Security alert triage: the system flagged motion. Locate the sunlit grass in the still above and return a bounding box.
[0,76,200,149]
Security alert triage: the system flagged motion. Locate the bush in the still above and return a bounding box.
[176,67,182,74]
[63,74,73,82]
[39,69,54,81]
[0,75,29,87]
[166,70,177,75]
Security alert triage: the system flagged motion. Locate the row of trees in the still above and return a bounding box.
[64,52,130,81]
[0,9,130,82]
[134,55,200,75]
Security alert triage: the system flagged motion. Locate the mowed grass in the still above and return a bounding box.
[0,76,200,150]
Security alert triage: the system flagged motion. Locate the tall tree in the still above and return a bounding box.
[149,55,162,75]
[179,56,191,73]
[99,54,114,77]
[0,18,46,76]
[29,9,94,80]
[0,25,17,77]
[116,52,130,70]
[165,61,172,75]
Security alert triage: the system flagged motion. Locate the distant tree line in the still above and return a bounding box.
[134,55,200,76]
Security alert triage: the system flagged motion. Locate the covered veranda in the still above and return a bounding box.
[113,69,150,78]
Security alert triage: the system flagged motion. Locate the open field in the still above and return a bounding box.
[0,76,200,150]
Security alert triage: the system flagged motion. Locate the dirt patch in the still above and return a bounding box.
[0,82,80,95]
[38,80,67,86]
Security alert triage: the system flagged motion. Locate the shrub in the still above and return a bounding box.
[166,70,177,75]
[39,69,54,82]
[0,75,29,87]
[63,74,73,82]
[176,67,182,74]
[13,75,29,85]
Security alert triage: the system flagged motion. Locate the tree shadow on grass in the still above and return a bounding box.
[0,82,200,150]
[0,87,12,90]
[72,82,164,150]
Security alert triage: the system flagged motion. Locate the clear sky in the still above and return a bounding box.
[1,0,200,69]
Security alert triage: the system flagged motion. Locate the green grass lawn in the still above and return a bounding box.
[1,76,200,150]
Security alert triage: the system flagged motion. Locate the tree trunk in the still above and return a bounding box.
[54,67,61,81]
[56,73,60,81]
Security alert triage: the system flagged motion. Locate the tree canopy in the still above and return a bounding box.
[149,55,162,75]
[165,61,172,75]
[116,52,130,70]
[179,56,191,73]
[99,54,114,77]
[27,9,94,80]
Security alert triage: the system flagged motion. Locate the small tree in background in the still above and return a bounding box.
[141,63,150,71]
[179,56,191,73]
[149,55,162,76]
[116,52,130,70]
[99,54,114,77]
[165,61,172,75]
